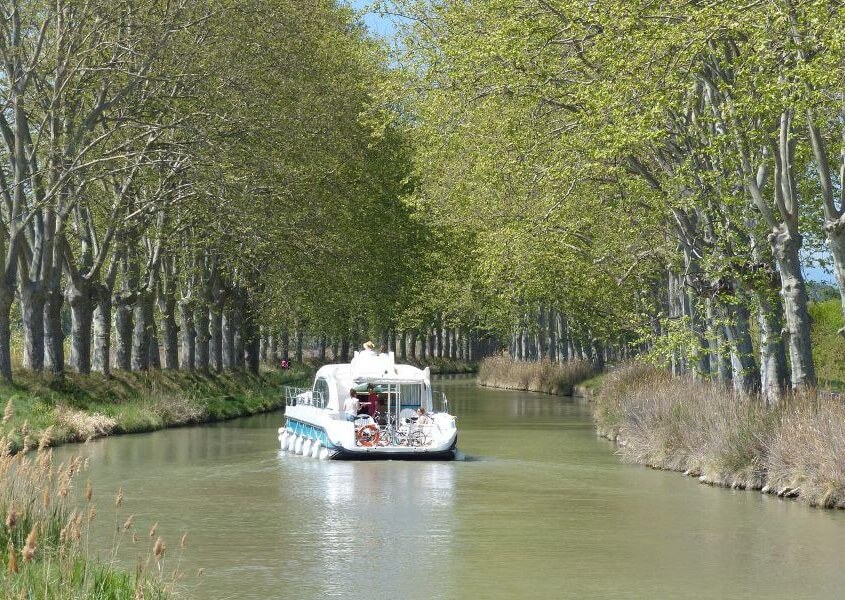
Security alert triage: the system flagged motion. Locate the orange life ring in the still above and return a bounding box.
[356,424,380,447]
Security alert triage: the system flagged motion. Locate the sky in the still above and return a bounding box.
[350,1,396,38]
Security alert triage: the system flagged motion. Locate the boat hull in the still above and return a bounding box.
[280,405,458,461]
[328,438,458,461]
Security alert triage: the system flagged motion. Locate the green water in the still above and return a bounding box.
[58,376,845,599]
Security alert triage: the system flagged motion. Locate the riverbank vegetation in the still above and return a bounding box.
[596,363,845,508]
[0,446,178,597]
[478,357,594,395]
[0,365,311,454]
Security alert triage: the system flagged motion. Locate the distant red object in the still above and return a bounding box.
[280,359,291,369]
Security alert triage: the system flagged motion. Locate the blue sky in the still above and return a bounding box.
[350,1,396,37]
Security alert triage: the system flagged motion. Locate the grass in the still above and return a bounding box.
[809,298,845,390]
[595,361,845,507]
[476,356,596,395]
[0,365,312,455]
[0,443,177,598]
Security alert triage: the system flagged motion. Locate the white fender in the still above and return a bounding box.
[279,432,289,450]
[293,436,303,454]
[310,441,321,458]
[319,446,329,460]
[302,438,312,456]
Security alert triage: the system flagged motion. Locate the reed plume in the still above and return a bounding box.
[22,525,37,562]
[7,541,17,574]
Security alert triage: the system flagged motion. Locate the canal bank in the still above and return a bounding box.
[56,375,845,599]
[593,362,845,510]
[479,358,845,511]
[0,367,312,454]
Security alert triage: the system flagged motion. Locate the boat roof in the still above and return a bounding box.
[314,350,430,386]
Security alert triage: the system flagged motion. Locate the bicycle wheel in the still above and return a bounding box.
[409,430,428,447]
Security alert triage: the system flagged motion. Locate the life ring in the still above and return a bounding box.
[356,424,380,447]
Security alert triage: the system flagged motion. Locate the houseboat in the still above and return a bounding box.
[278,347,458,460]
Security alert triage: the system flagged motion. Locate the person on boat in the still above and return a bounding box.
[362,341,377,356]
[416,407,433,426]
[366,384,379,418]
[343,388,370,421]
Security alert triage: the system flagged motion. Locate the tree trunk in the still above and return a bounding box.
[161,294,179,369]
[294,328,303,363]
[281,329,290,361]
[113,292,133,371]
[132,291,153,371]
[0,287,14,381]
[770,226,816,388]
[259,329,268,363]
[268,333,278,362]
[400,330,408,360]
[43,286,65,376]
[20,283,45,372]
[179,300,195,371]
[408,330,417,359]
[149,318,161,369]
[244,312,260,375]
[756,290,789,405]
[211,306,223,373]
[93,291,112,376]
[234,298,246,369]
[222,303,236,370]
[706,299,731,384]
[194,302,210,374]
[724,297,760,394]
[436,326,443,358]
[68,291,93,375]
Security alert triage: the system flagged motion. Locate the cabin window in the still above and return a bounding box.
[313,378,330,407]
[399,383,423,409]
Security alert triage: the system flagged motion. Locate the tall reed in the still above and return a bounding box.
[478,356,595,395]
[596,362,845,506]
[0,427,181,597]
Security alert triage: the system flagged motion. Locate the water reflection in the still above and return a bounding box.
[276,455,456,599]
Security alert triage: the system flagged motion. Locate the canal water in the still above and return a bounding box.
[58,376,845,599]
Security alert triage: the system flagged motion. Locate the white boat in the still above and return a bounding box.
[277,349,458,460]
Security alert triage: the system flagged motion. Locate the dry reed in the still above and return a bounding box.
[0,441,181,597]
[478,356,595,395]
[596,361,845,506]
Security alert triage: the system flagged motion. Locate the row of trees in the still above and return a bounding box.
[379,0,845,402]
[0,0,485,382]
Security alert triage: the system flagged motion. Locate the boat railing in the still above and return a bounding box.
[432,390,449,414]
[283,386,326,409]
